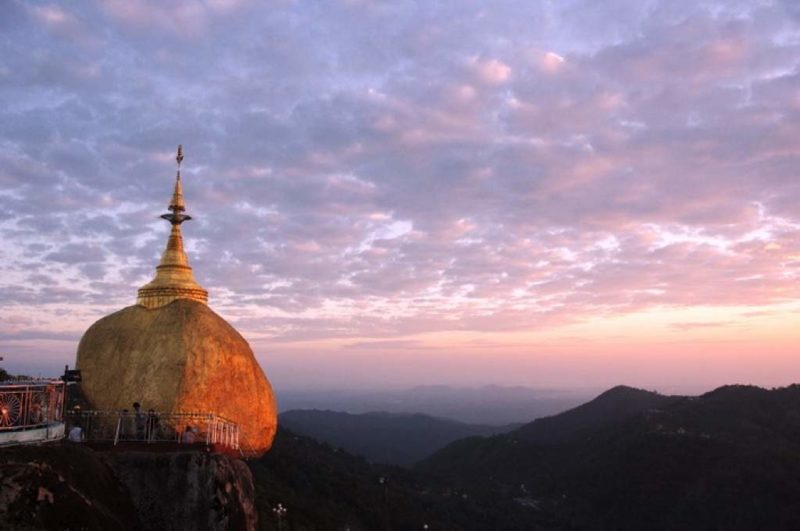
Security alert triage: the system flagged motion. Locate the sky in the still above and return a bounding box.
[1,0,799,392]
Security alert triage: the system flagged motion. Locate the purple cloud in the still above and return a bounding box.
[1,0,799,383]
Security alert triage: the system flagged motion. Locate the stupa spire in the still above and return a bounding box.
[136,145,208,309]
[168,144,186,214]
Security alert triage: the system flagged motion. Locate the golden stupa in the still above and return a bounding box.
[75,146,277,456]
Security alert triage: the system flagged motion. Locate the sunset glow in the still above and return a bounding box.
[1,0,798,391]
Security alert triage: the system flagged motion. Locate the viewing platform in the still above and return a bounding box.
[65,409,241,454]
[0,379,240,454]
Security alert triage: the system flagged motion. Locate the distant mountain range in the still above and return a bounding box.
[250,384,800,529]
[418,384,800,529]
[279,409,521,466]
[277,385,593,425]
[271,384,800,528]
[513,385,680,444]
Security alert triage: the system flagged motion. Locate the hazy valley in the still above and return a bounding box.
[277,385,595,426]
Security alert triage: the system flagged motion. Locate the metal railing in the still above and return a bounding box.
[0,380,65,430]
[65,409,240,450]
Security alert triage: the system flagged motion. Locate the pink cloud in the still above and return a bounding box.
[2,0,800,389]
[469,57,512,85]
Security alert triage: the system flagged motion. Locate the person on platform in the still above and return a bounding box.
[68,423,83,442]
[182,425,196,444]
[133,402,146,440]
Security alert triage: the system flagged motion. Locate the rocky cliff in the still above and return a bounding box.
[107,450,257,531]
[0,444,139,531]
[0,443,257,531]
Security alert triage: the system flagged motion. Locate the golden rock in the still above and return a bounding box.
[76,300,277,455]
[75,146,277,456]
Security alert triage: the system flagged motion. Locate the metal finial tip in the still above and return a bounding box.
[176,144,184,166]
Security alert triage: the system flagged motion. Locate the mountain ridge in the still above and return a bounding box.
[279,409,520,466]
[417,383,800,530]
[512,384,680,444]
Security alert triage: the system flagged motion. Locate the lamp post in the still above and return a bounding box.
[273,503,287,531]
[379,476,390,530]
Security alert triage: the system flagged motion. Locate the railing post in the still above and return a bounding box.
[113,413,121,446]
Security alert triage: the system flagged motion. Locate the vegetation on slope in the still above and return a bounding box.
[279,409,518,466]
[419,384,800,530]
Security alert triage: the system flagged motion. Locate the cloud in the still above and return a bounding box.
[537,51,566,73]
[669,321,735,331]
[1,0,799,374]
[469,57,512,85]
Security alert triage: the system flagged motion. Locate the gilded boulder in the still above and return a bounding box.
[76,299,277,456]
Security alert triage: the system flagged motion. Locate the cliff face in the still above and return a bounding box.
[0,444,140,531]
[106,451,257,531]
[0,444,257,531]
[75,299,278,456]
